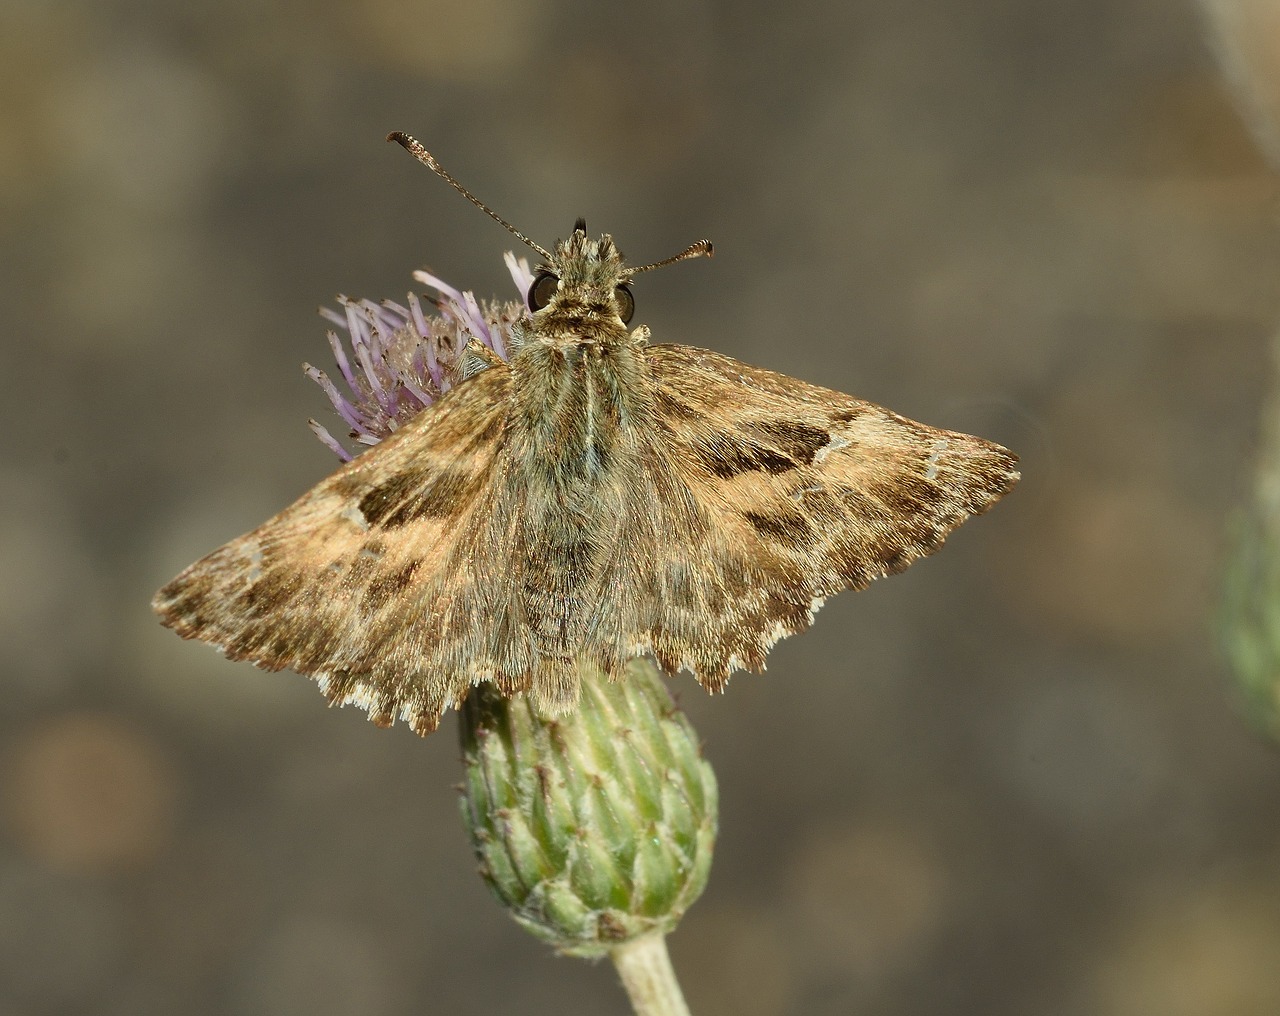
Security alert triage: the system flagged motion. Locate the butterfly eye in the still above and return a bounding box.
[614,284,635,324]
[529,272,559,312]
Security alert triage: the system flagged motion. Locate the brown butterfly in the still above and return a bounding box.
[153,133,1019,736]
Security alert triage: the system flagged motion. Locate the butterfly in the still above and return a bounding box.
[152,133,1019,736]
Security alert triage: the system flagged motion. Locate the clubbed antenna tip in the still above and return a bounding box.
[388,132,553,261]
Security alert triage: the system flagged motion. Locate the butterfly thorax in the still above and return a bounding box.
[506,231,651,490]
[506,316,649,492]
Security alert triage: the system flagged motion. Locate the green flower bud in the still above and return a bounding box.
[1222,352,1280,741]
[458,657,717,958]
[1223,508,1280,738]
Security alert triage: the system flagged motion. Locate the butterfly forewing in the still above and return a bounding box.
[152,363,520,734]
[622,345,1019,687]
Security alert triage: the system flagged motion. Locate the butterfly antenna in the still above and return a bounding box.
[388,132,553,261]
[630,238,715,273]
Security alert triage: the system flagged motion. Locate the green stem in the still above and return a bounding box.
[610,933,692,1016]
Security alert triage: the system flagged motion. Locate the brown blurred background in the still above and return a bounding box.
[4,0,1280,1013]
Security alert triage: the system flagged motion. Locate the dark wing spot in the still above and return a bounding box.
[392,466,486,525]
[873,476,937,517]
[830,406,869,426]
[654,389,702,421]
[743,509,813,546]
[361,467,485,528]
[691,436,796,479]
[363,559,422,609]
[358,472,426,526]
[241,569,302,617]
[746,420,830,465]
[330,475,365,499]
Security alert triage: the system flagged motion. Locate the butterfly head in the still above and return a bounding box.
[527,219,636,327]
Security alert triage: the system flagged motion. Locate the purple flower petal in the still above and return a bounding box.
[325,330,358,390]
[504,253,535,300]
[308,419,353,462]
[305,364,375,436]
[310,257,526,459]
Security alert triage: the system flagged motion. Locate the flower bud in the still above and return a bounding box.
[458,658,717,958]
[1223,508,1280,738]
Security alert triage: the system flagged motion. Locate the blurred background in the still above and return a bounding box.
[4,0,1280,1013]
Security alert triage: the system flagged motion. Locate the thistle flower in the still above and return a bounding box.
[305,255,715,1015]
[306,252,534,459]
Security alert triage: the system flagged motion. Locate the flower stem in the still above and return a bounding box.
[610,933,692,1016]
